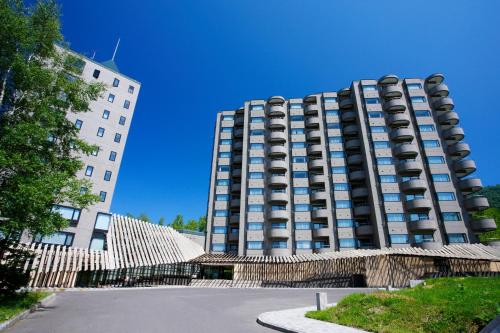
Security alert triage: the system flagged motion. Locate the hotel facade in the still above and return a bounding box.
[205,74,495,256]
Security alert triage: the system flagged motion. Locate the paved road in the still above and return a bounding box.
[7,287,374,333]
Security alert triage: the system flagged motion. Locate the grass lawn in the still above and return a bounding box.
[0,291,51,323]
[306,277,500,333]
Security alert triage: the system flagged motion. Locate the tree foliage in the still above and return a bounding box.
[478,184,500,209]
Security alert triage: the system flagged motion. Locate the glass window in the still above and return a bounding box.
[250,117,264,123]
[370,126,387,133]
[85,165,94,176]
[247,222,263,230]
[290,115,304,121]
[339,238,356,248]
[324,97,337,103]
[222,115,234,121]
[442,212,462,221]
[415,110,431,117]
[293,187,309,195]
[329,136,342,144]
[75,119,83,129]
[292,142,306,149]
[419,124,435,132]
[411,96,426,103]
[295,222,311,230]
[248,188,264,195]
[128,85,135,94]
[97,127,105,137]
[377,157,393,165]
[89,235,106,250]
[294,204,310,212]
[432,174,450,182]
[213,226,227,234]
[423,140,440,148]
[34,232,74,246]
[248,204,264,212]
[292,156,307,163]
[113,78,120,87]
[390,234,409,244]
[296,240,312,249]
[427,156,445,164]
[386,213,405,222]
[95,213,111,231]
[368,111,383,118]
[52,205,81,223]
[383,193,401,202]
[271,222,287,229]
[290,103,302,109]
[215,194,230,201]
[93,69,100,79]
[337,219,354,228]
[272,241,287,249]
[216,179,230,186]
[109,151,117,161]
[325,109,339,116]
[336,200,352,208]
[251,104,264,111]
[247,241,263,250]
[249,157,264,164]
[293,171,308,178]
[114,133,122,143]
[291,128,305,135]
[107,93,115,103]
[90,147,99,156]
[250,143,264,150]
[219,152,231,158]
[102,110,110,119]
[330,151,345,158]
[119,116,126,126]
[365,98,380,104]
[331,166,346,174]
[362,85,377,91]
[250,129,264,136]
[220,139,233,146]
[327,123,340,129]
[407,83,422,90]
[414,234,434,244]
[212,243,226,252]
[249,172,264,179]
[104,170,112,181]
[271,205,286,211]
[334,183,349,191]
[214,210,228,217]
[217,165,230,172]
[123,100,130,109]
[374,141,390,149]
[448,233,467,243]
[380,175,397,183]
[99,191,107,202]
[437,192,456,201]
[409,213,429,221]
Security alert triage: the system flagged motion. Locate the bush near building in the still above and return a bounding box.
[0,291,50,323]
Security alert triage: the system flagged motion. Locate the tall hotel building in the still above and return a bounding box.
[206,73,495,256]
[25,48,141,250]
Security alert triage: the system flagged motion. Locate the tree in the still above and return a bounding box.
[197,216,207,232]
[170,214,184,230]
[158,217,165,226]
[0,0,102,292]
[137,213,151,223]
[185,219,198,231]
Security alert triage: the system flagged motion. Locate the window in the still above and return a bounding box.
[247,241,263,250]
[249,172,264,179]
[374,141,390,149]
[215,194,229,201]
[414,234,434,244]
[411,96,426,103]
[99,191,107,202]
[114,133,122,143]
[386,213,405,222]
[272,188,286,193]
[295,222,311,230]
[383,193,401,202]
[248,205,264,212]
[377,157,393,165]
[442,212,462,221]
[329,136,342,143]
[89,235,106,250]
[214,210,228,217]
[336,200,352,209]
[248,188,264,195]
[292,156,307,163]
[107,93,115,103]
[249,157,264,164]
[406,194,424,201]
[250,143,264,150]
[423,140,440,148]
[339,238,356,248]
[93,69,100,79]
[213,226,227,234]
[296,240,312,249]
[222,115,234,121]
[314,241,329,249]
[327,123,340,129]
[91,148,99,156]
[217,179,230,186]
[293,187,309,195]
[219,152,231,158]
[290,115,304,121]
[289,103,302,109]
[380,175,397,183]
[337,219,354,228]
[410,213,429,221]
[331,166,346,174]
[415,110,431,117]
[34,232,74,246]
[334,183,349,191]
[292,142,306,149]
[324,97,337,103]
[123,100,130,109]
[109,151,117,161]
[250,129,264,136]
[370,126,387,133]
[250,117,264,123]
[95,213,111,231]
[119,116,126,125]
[104,170,112,181]
[217,165,230,172]
[293,171,308,178]
[365,98,380,104]
[251,104,264,111]
[113,78,120,87]
[102,110,110,119]
[390,234,409,244]
[448,233,467,243]
[85,165,94,176]
[52,205,81,224]
[407,83,422,90]
[325,110,339,116]
[427,156,445,164]
[419,124,435,132]
[362,85,377,91]
[368,111,384,118]
[128,85,135,94]
[221,127,232,133]
[248,222,263,230]
[212,243,226,252]
[271,205,286,211]
[437,192,456,201]
[97,127,105,137]
[220,139,232,145]
[80,187,88,194]
[75,119,83,130]
[330,151,345,158]
[291,128,305,135]
[294,204,310,212]
[432,174,450,182]
[271,241,287,249]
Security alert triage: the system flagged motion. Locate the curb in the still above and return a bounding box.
[0,293,57,332]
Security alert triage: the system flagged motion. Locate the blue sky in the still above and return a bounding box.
[59,0,500,224]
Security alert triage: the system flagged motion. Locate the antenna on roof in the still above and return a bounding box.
[111,38,121,61]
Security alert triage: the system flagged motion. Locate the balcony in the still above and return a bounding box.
[409,220,437,232]
[443,127,464,142]
[232,155,242,164]
[269,105,286,116]
[268,96,285,105]
[269,192,288,203]
[459,178,483,194]
[232,169,242,178]
[234,117,244,126]
[268,118,286,129]
[343,124,358,136]
[352,187,369,199]
[387,113,410,127]
[416,242,442,250]
[269,160,288,172]
[428,83,449,97]
[234,141,243,151]
[269,228,289,238]
[337,88,351,97]
[464,196,489,212]
[400,179,427,194]
[269,210,289,221]
[307,144,323,156]
[341,111,356,122]
[268,131,287,143]
[229,215,240,224]
[312,227,330,238]
[268,145,287,157]
[438,111,459,126]
[304,94,317,104]
[234,128,244,138]
[394,143,418,159]
[312,209,329,220]
[230,199,240,208]
[454,159,476,178]
[390,128,414,143]
[347,154,363,166]
[305,104,319,115]
[305,116,320,128]
[471,218,497,233]
[381,85,403,98]
[345,139,361,151]
[339,98,354,109]
[231,183,241,193]
[269,248,292,256]
[308,159,324,171]
[432,97,454,111]
[306,130,321,141]
[228,232,239,242]
[383,99,406,112]
[349,170,365,182]
[378,74,399,85]
[405,199,432,212]
[397,161,423,175]
[448,142,470,160]
[356,224,374,236]
[354,205,371,216]
[235,107,244,115]
[311,191,329,202]
[268,176,288,187]
[425,73,444,85]
[310,174,326,185]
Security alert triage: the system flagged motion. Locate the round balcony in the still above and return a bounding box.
[383,99,406,113]
[428,83,449,97]
[228,232,239,242]
[345,139,361,151]
[397,161,423,176]
[269,160,288,172]
[268,145,287,157]
[232,169,242,178]
[304,94,317,103]
[231,183,241,193]
[464,196,489,212]
[390,128,414,143]
[234,128,244,138]
[235,107,244,115]
[232,155,243,164]
[448,142,470,160]
[312,227,330,238]
[343,124,358,136]
[229,215,240,224]
[381,85,403,98]
[352,187,369,199]
[269,192,288,204]
[471,218,497,233]
[308,159,324,171]
[337,88,351,97]
[454,159,476,178]
[311,191,329,202]
[269,210,289,221]
[268,131,287,143]
[268,176,288,187]
[307,144,322,156]
[306,130,321,141]
[310,174,326,186]
[401,179,427,194]
[234,141,243,151]
[339,98,354,109]
[268,118,287,129]
[432,97,454,111]
[405,199,432,212]
[354,205,371,216]
[269,248,292,256]
[347,154,363,166]
[378,74,399,85]
[268,96,285,105]
[269,228,290,238]
[305,104,319,115]
[425,73,444,85]
[438,111,459,126]
[234,116,244,126]
[349,170,365,182]
[443,127,464,142]
[269,105,286,116]
[416,242,442,250]
[305,116,320,128]
[312,209,329,220]
[409,220,437,232]
[459,178,482,194]
[341,111,356,122]
[356,224,374,236]
[387,113,410,127]
[394,143,418,159]
[230,199,240,208]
